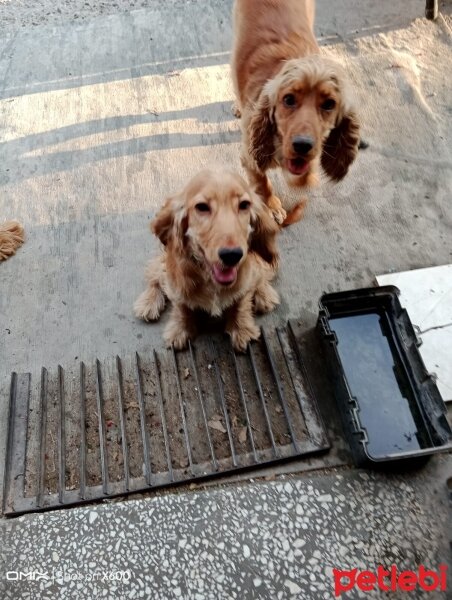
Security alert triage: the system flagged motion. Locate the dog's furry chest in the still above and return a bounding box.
[163,262,254,318]
[181,282,245,317]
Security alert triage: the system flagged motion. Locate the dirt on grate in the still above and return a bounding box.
[20,327,327,504]
[121,369,146,480]
[43,371,60,494]
[64,366,82,492]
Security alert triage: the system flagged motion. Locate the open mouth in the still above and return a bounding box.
[286,158,310,176]
[211,263,238,286]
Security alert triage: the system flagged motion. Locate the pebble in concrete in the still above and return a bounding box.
[1,470,447,599]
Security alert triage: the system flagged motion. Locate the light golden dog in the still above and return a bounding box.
[0,221,25,262]
[231,0,360,225]
[134,168,280,351]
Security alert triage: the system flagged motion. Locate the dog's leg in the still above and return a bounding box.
[283,201,306,227]
[244,162,287,226]
[253,280,280,314]
[163,303,197,350]
[226,292,260,352]
[134,285,166,321]
[266,193,287,227]
[134,257,167,321]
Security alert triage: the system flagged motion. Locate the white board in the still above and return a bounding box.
[376,265,452,402]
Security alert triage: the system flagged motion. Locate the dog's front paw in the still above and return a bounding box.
[254,284,280,314]
[134,287,166,321]
[282,200,305,227]
[163,326,191,350]
[267,195,286,225]
[229,323,260,353]
[232,102,242,118]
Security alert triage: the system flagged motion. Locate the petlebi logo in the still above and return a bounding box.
[333,565,448,596]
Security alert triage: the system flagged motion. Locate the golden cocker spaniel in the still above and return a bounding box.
[231,0,360,225]
[134,168,280,351]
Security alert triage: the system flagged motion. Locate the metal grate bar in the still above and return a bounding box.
[57,365,66,504]
[79,362,87,500]
[188,341,218,471]
[261,329,299,452]
[276,327,311,437]
[248,344,278,458]
[209,339,237,466]
[229,342,258,462]
[95,359,109,495]
[3,373,30,514]
[153,350,174,482]
[171,346,194,475]
[116,356,130,492]
[286,322,329,447]
[37,368,48,507]
[135,353,152,486]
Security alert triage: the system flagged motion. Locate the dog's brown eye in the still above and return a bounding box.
[195,202,210,213]
[239,200,251,210]
[283,94,296,107]
[321,98,336,111]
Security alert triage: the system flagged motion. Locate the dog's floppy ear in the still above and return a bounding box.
[321,108,360,181]
[248,91,277,172]
[250,193,280,268]
[151,192,187,253]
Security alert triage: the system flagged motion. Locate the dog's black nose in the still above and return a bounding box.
[218,247,243,267]
[292,136,314,155]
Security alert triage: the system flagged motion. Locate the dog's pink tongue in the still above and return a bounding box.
[288,158,309,175]
[212,264,237,285]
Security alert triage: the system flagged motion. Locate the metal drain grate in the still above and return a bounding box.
[3,322,329,516]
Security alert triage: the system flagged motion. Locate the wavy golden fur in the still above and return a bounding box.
[231,0,360,225]
[134,168,280,351]
[0,221,25,262]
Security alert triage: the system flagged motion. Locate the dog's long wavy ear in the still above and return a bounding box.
[151,192,187,254]
[250,194,280,268]
[321,107,360,182]
[248,91,276,172]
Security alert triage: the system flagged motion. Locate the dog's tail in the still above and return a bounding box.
[0,220,25,261]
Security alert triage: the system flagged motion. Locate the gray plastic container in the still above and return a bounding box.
[317,286,452,467]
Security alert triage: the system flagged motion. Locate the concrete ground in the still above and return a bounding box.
[1,0,452,598]
[1,464,451,599]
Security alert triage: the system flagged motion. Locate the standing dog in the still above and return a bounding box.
[231,0,360,225]
[134,168,280,351]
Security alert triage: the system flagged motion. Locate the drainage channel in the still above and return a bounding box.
[3,322,329,516]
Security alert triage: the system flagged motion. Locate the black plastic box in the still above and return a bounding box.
[317,286,452,467]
